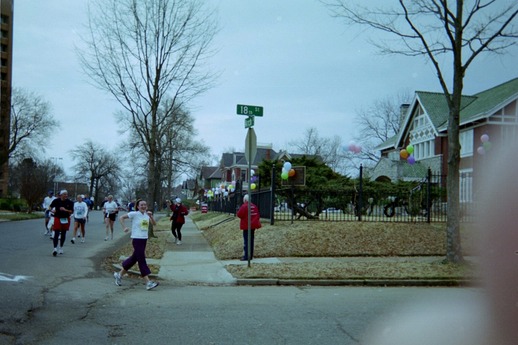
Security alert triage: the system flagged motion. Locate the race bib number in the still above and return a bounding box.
[60,218,68,224]
[140,219,149,231]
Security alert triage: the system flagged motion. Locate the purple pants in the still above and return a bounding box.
[122,238,151,277]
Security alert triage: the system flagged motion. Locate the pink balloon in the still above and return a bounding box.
[477,146,485,155]
[481,134,489,143]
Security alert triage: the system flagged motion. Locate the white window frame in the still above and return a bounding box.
[459,169,473,203]
[460,129,474,158]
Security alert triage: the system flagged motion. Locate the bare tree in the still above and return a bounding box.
[353,91,412,165]
[9,87,58,163]
[10,158,58,213]
[323,0,518,263]
[70,140,120,208]
[289,127,345,173]
[78,0,218,215]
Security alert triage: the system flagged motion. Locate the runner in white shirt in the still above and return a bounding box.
[102,195,119,240]
[71,195,89,244]
[113,199,159,290]
[42,191,56,235]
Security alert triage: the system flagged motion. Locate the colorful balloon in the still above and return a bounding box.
[480,134,489,143]
[400,149,409,159]
[482,141,492,151]
[406,145,414,154]
[407,155,415,165]
[477,146,485,155]
[283,162,292,171]
[288,168,296,177]
[281,171,289,180]
[250,183,256,190]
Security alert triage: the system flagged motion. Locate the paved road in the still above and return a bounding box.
[0,212,489,345]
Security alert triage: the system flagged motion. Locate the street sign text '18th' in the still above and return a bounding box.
[237,104,263,117]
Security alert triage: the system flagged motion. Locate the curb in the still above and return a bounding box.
[236,278,478,287]
[112,263,158,279]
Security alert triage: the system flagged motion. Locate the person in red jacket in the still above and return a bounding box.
[170,198,189,245]
[236,194,261,261]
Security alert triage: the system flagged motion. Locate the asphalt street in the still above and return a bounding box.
[0,211,490,345]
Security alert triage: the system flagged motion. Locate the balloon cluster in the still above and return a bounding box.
[400,144,415,165]
[281,161,295,180]
[347,142,362,154]
[206,181,237,198]
[477,134,492,155]
[250,169,258,190]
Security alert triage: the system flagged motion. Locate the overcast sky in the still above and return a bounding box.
[12,0,518,175]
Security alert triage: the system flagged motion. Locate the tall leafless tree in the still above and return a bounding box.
[289,127,345,173]
[9,87,58,163]
[323,0,518,263]
[70,140,120,208]
[353,91,412,165]
[78,0,218,215]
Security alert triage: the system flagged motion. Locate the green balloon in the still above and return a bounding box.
[406,144,414,154]
[281,172,289,180]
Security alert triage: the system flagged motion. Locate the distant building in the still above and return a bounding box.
[0,0,13,196]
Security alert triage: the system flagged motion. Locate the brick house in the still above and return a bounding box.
[371,77,518,203]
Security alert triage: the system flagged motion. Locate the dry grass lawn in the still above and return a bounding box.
[191,212,479,281]
[105,211,479,281]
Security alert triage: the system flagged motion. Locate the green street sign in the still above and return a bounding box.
[237,104,263,117]
[245,116,254,128]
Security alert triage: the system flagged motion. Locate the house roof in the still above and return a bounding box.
[200,166,221,180]
[221,147,278,167]
[377,77,518,150]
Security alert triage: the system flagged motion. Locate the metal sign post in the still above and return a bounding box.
[238,104,262,267]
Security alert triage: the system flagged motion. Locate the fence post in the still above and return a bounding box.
[358,164,363,222]
[271,165,276,225]
[427,168,432,223]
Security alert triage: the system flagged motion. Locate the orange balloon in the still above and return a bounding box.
[288,168,296,177]
[400,149,409,159]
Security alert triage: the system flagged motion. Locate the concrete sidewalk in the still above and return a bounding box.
[158,217,236,285]
[156,217,473,287]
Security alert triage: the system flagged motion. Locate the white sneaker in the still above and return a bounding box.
[58,248,63,255]
[104,237,108,241]
[176,240,182,245]
[114,272,122,286]
[71,237,75,244]
[146,280,159,290]
[52,248,57,257]
[81,238,85,243]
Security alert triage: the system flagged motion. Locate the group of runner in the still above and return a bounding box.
[42,191,124,252]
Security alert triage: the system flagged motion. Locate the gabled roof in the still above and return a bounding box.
[200,166,221,180]
[221,147,278,168]
[378,77,518,150]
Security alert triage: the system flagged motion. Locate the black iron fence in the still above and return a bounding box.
[205,167,475,224]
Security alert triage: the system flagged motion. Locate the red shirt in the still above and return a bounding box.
[237,202,262,230]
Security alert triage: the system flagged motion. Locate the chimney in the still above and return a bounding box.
[400,104,410,122]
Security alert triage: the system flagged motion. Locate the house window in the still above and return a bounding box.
[460,129,473,157]
[501,125,518,147]
[459,169,473,203]
[412,139,435,160]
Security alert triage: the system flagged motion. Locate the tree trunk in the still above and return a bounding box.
[445,13,465,263]
[147,150,157,238]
